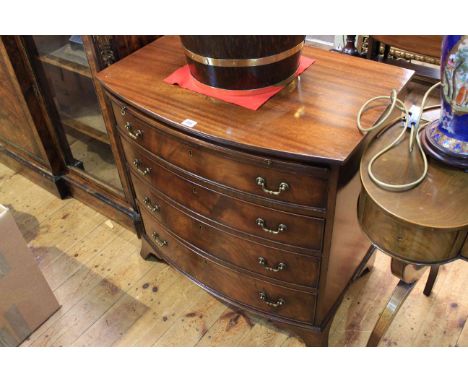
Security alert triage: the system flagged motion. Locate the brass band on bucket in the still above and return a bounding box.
[190,69,300,94]
[183,42,304,68]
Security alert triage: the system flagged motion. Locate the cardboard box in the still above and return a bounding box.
[0,204,60,346]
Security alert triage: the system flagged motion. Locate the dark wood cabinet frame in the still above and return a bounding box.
[0,35,157,231]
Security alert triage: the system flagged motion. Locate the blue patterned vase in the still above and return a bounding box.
[424,35,468,168]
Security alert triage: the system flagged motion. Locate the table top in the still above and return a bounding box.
[361,120,468,230]
[97,36,413,165]
[371,35,443,58]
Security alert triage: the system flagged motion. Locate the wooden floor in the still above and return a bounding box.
[0,161,466,347]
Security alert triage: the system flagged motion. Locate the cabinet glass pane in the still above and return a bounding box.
[32,35,123,192]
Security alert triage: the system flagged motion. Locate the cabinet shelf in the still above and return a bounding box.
[37,42,91,78]
[60,107,109,145]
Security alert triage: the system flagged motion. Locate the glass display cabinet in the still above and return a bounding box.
[29,35,123,192]
[0,35,156,230]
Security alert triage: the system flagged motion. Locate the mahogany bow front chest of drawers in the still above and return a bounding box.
[97,36,413,346]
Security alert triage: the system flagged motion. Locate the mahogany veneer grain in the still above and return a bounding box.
[98,36,413,164]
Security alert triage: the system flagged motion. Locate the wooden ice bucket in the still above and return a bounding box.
[180,35,305,90]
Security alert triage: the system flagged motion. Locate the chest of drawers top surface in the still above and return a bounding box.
[97,36,413,165]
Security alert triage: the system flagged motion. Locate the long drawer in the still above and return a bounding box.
[124,143,324,254]
[138,191,320,288]
[142,213,317,323]
[112,98,328,210]
[123,138,325,252]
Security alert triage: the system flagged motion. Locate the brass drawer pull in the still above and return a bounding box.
[120,106,127,116]
[256,177,289,196]
[259,292,285,308]
[258,257,287,272]
[256,218,287,235]
[125,122,143,140]
[133,159,151,176]
[151,232,168,247]
[143,197,160,214]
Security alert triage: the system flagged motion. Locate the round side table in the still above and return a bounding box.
[357,119,468,347]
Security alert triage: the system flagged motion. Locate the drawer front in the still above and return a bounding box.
[123,138,324,252]
[358,192,462,264]
[139,195,320,288]
[113,100,328,210]
[142,214,317,323]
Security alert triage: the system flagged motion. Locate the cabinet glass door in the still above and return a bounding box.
[30,35,123,192]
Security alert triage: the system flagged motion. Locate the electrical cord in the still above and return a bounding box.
[357,82,441,191]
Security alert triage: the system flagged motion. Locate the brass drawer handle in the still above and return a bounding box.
[256,218,287,235]
[258,257,287,272]
[125,122,143,140]
[256,177,289,196]
[151,232,168,247]
[143,197,160,214]
[120,106,127,116]
[133,159,151,176]
[259,292,285,308]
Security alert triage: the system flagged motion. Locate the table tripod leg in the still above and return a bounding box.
[423,265,440,297]
[367,279,416,347]
[353,245,377,281]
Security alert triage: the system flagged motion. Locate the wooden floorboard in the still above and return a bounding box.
[196,307,255,347]
[153,292,227,347]
[1,87,466,349]
[457,315,468,346]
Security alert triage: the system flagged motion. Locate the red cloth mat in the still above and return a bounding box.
[163,56,315,110]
